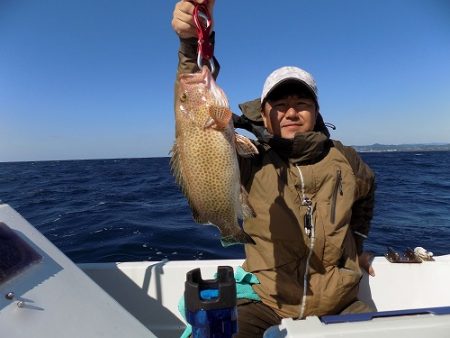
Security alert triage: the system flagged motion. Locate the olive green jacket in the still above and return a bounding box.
[175,35,375,318]
[238,134,375,318]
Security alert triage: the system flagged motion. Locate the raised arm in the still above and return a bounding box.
[172,0,219,78]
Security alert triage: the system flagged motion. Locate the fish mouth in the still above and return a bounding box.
[179,66,229,107]
[179,66,210,86]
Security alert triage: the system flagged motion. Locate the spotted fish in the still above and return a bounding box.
[171,66,258,246]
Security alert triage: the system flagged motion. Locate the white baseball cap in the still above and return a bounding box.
[261,66,318,105]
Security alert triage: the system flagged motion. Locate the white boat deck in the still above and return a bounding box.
[0,203,152,338]
[2,202,450,337]
[80,255,450,337]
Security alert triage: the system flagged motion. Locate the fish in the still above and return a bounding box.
[171,66,258,246]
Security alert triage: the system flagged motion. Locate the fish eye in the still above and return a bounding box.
[180,92,187,102]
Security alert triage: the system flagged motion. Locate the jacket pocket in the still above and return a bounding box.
[330,168,343,224]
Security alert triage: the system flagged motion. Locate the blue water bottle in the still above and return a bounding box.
[185,266,237,337]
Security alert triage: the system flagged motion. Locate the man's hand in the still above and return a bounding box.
[172,0,215,39]
[359,251,375,277]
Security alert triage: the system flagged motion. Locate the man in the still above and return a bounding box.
[172,1,376,336]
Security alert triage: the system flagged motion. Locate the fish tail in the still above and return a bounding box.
[220,229,255,247]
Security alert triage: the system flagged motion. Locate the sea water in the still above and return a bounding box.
[1,151,449,263]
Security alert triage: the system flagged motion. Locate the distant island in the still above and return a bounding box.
[352,143,450,153]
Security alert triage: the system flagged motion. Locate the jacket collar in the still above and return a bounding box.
[263,131,331,165]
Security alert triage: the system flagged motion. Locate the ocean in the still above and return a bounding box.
[1,151,449,263]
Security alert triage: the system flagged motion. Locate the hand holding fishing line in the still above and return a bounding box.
[172,0,215,72]
[172,0,215,39]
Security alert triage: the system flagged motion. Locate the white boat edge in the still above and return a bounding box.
[1,202,450,337]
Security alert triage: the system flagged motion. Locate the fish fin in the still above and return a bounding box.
[235,133,259,158]
[204,106,232,130]
[239,185,256,219]
[220,230,256,247]
[192,208,209,224]
[169,143,184,188]
[204,116,216,129]
[170,142,192,197]
[170,142,200,219]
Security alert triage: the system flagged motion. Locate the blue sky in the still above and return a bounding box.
[1,0,449,162]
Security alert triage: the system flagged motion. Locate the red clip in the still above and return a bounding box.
[193,1,214,72]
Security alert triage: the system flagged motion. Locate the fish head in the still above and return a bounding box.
[177,66,230,123]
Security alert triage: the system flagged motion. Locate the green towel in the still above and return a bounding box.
[178,266,260,338]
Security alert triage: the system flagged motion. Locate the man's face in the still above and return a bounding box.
[261,95,317,139]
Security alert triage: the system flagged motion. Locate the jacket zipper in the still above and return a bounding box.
[296,166,316,319]
[330,169,343,224]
